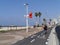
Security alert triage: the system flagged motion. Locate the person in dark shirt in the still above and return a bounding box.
[44,25,48,34]
[41,24,48,39]
[44,25,47,30]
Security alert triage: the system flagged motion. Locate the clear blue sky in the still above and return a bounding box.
[0,0,60,26]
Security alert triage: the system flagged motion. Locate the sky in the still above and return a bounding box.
[0,0,60,26]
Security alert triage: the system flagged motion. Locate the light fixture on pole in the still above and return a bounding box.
[24,3,29,32]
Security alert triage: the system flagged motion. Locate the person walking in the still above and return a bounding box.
[41,24,48,39]
[44,25,48,35]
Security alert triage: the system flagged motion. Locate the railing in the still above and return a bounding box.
[48,27,59,45]
[0,26,33,31]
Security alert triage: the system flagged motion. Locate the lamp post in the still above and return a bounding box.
[24,3,29,32]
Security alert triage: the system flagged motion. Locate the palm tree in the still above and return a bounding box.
[38,12,41,25]
[35,12,42,26]
[35,12,38,17]
[35,12,38,26]
[38,12,41,17]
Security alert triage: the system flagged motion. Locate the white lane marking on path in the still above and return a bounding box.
[30,39,35,43]
[39,35,45,39]
[45,42,48,45]
[37,35,40,38]
[31,36,34,38]
[31,35,36,38]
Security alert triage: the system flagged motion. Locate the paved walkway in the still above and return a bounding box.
[0,27,43,45]
[13,28,51,45]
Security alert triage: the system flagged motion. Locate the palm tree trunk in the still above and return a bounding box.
[35,17,38,26]
[38,16,39,25]
[39,16,40,25]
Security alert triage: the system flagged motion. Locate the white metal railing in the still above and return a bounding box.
[48,27,59,45]
[0,26,34,31]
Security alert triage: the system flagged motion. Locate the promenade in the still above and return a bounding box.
[0,27,43,45]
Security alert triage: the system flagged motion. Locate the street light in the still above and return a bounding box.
[24,3,29,32]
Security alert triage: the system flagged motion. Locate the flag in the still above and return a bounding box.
[29,12,32,18]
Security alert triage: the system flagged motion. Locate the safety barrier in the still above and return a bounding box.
[48,27,59,45]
